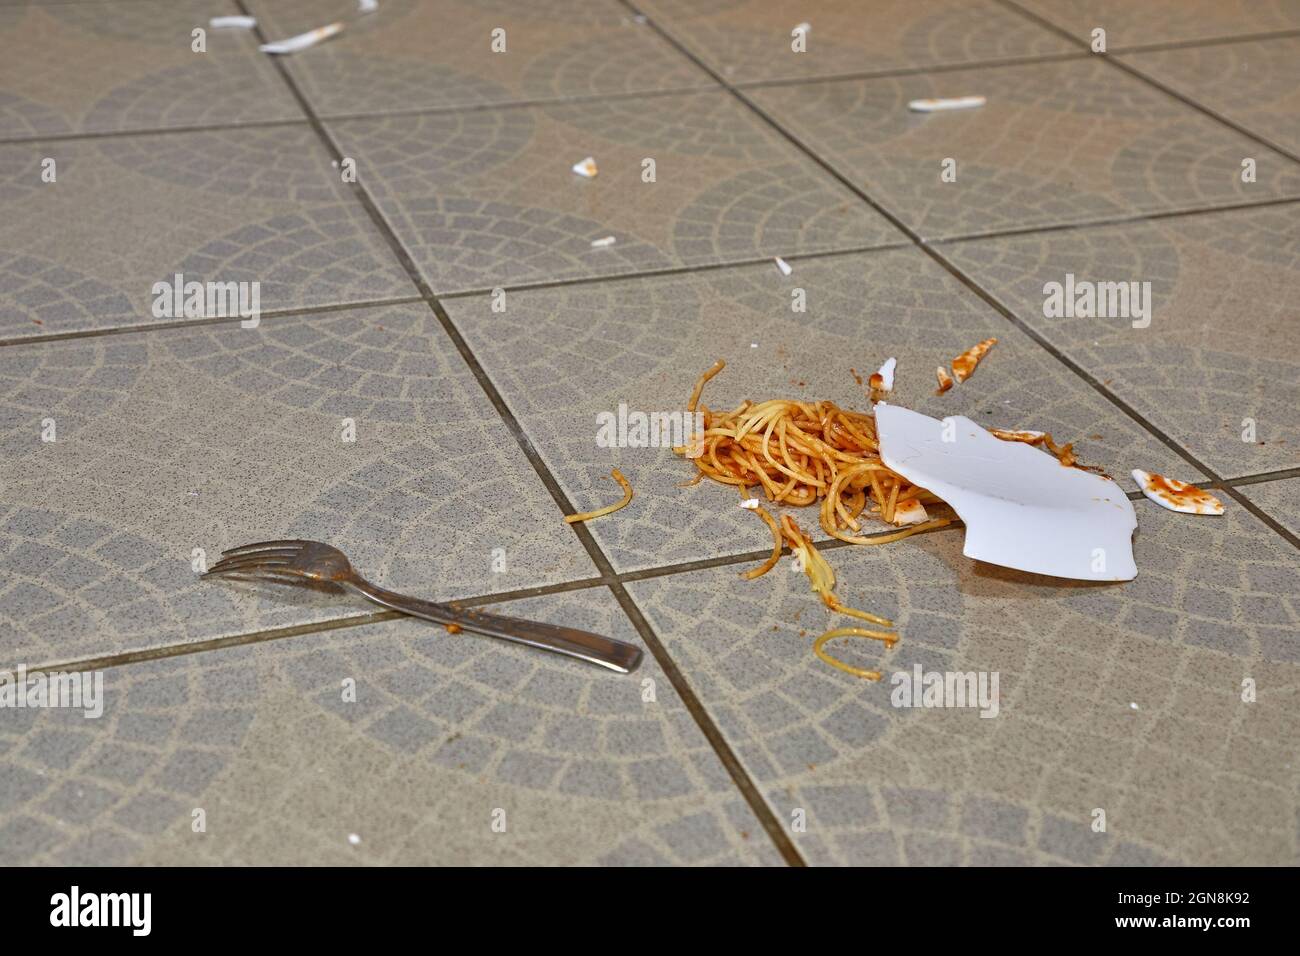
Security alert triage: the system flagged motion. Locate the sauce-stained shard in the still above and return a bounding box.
[891,498,928,526]
[951,337,997,383]
[935,366,953,394]
[572,157,598,178]
[869,356,896,393]
[1131,470,1224,515]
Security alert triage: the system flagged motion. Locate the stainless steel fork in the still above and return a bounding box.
[203,539,642,674]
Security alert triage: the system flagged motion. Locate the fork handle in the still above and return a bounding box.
[344,580,643,674]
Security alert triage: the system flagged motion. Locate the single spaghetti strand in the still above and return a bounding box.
[740,504,784,580]
[565,469,633,524]
[814,628,897,681]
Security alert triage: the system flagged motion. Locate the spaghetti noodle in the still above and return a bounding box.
[565,468,633,524]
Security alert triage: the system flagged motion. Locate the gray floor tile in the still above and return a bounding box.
[939,205,1300,478]
[749,58,1300,240]
[244,0,716,119]
[0,304,597,669]
[443,248,1203,573]
[626,499,1300,865]
[1012,0,1300,50]
[0,0,303,140]
[326,90,902,294]
[0,126,416,339]
[0,589,782,865]
[636,0,1076,85]
[1120,36,1300,156]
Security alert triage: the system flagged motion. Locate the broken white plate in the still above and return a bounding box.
[875,404,1137,581]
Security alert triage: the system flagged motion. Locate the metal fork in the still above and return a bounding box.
[203,539,643,674]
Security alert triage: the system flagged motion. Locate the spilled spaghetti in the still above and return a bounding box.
[674,359,957,680]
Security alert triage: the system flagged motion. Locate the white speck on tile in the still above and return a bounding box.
[348,833,361,845]
[740,498,760,510]
[210,15,256,29]
[908,95,986,113]
[774,256,793,277]
[1130,702,1139,711]
[590,235,616,248]
[572,156,598,178]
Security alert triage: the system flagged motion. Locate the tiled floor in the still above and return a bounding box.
[1,0,1297,867]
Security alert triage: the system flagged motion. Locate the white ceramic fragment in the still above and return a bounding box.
[871,357,896,391]
[739,498,760,510]
[260,21,343,54]
[572,157,598,178]
[774,256,792,277]
[210,15,256,29]
[909,96,986,113]
[590,235,617,248]
[875,404,1137,581]
[1131,470,1224,516]
[891,498,928,526]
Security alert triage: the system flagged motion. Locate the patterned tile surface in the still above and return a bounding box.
[749,58,1300,240]
[634,0,1076,85]
[0,0,303,140]
[327,91,901,293]
[627,500,1300,865]
[0,590,781,865]
[1012,0,1300,49]
[2,0,1298,869]
[1121,37,1300,156]
[444,249,1203,573]
[0,304,597,670]
[939,205,1300,478]
[244,0,716,119]
[0,127,415,339]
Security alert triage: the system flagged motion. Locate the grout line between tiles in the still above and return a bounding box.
[730,51,1093,90]
[1226,468,1300,487]
[1108,26,1300,55]
[994,0,1300,166]
[929,196,1300,246]
[434,241,911,298]
[230,0,805,867]
[0,296,427,349]
[0,117,312,148]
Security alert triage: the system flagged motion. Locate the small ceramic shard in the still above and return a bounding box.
[359,0,378,12]
[739,498,760,510]
[989,427,1046,444]
[210,15,256,28]
[875,404,1137,581]
[935,366,953,394]
[260,21,343,54]
[572,157,598,178]
[590,235,616,248]
[951,337,997,383]
[909,96,986,113]
[774,256,793,277]
[869,356,896,392]
[891,498,928,526]
[1131,470,1224,515]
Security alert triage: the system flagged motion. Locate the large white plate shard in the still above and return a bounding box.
[874,404,1137,581]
